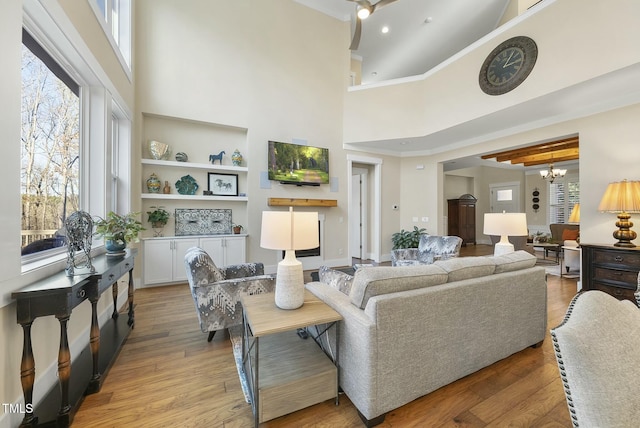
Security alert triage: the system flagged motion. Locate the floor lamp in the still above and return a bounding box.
[484,212,528,256]
[260,207,319,309]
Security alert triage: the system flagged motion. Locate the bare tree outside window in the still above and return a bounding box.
[21,44,80,256]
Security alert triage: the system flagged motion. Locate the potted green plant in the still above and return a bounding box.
[94,211,145,255]
[147,206,170,237]
[232,223,244,234]
[391,226,427,250]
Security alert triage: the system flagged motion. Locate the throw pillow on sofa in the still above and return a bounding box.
[318,265,353,295]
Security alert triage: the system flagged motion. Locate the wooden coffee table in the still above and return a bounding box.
[530,242,562,263]
[240,290,342,426]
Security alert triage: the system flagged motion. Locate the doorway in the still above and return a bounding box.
[347,155,382,263]
[350,167,369,259]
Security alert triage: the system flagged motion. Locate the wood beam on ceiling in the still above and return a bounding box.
[480,138,579,167]
[507,148,580,166]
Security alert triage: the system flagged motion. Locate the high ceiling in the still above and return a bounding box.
[293,0,640,173]
[296,0,510,84]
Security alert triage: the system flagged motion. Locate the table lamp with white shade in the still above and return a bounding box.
[484,212,528,256]
[260,207,319,309]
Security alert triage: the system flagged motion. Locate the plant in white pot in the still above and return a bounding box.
[94,211,144,256]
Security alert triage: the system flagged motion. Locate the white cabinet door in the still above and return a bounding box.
[143,239,173,285]
[199,237,224,267]
[224,236,246,265]
[173,238,199,282]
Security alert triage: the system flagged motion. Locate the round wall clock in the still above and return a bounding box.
[479,36,538,96]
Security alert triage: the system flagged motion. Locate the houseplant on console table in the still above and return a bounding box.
[94,211,144,256]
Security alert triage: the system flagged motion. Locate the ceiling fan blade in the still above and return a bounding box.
[349,17,362,50]
[371,0,398,13]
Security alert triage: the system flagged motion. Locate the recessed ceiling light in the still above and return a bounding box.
[381,26,389,34]
[424,16,433,24]
[371,71,377,76]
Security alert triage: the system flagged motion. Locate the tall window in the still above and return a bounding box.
[92,0,131,69]
[549,174,580,223]
[21,31,80,258]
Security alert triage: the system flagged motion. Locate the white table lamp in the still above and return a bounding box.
[260,207,319,309]
[484,212,528,256]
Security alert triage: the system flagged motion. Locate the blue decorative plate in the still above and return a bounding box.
[175,175,198,195]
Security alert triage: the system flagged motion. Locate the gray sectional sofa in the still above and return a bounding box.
[306,251,547,426]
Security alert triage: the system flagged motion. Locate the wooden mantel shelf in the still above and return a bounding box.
[268,198,338,207]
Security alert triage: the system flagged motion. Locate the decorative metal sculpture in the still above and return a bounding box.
[65,211,96,276]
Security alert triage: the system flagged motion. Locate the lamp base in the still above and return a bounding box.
[493,235,515,256]
[494,242,515,256]
[274,251,304,310]
[613,213,637,247]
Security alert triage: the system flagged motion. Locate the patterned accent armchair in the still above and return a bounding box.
[551,289,640,427]
[184,247,275,341]
[391,235,463,266]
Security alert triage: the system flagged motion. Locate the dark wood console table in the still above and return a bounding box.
[12,249,137,427]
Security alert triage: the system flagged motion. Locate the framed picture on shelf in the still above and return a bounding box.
[208,173,238,196]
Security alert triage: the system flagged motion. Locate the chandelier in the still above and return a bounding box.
[540,163,566,183]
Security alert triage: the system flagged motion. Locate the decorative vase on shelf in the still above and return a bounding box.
[147,173,161,193]
[163,181,171,194]
[232,149,243,166]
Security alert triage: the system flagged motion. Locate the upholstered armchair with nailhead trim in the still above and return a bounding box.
[551,289,640,427]
[184,247,275,341]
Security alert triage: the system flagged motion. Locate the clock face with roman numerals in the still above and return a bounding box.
[479,36,538,96]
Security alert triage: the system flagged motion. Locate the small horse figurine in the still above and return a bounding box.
[209,150,225,165]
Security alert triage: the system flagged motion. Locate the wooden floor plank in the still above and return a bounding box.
[72,245,574,427]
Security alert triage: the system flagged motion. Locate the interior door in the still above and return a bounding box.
[350,174,362,259]
[489,182,521,213]
[350,167,369,260]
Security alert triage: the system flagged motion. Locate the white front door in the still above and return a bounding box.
[489,182,521,213]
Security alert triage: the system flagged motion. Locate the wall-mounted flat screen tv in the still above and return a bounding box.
[268,141,329,186]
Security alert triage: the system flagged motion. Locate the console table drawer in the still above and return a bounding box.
[582,244,640,303]
[594,250,640,267]
[591,282,636,301]
[593,267,638,286]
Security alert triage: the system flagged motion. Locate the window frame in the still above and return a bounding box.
[87,0,132,79]
[20,29,82,265]
[548,173,580,224]
[13,0,133,282]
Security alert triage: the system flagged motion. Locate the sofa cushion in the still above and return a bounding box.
[490,250,537,274]
[349,265,448,309]
[434,256,496,282]
[318,265,353,295]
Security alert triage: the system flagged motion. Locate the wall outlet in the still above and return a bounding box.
[338,248,343,255]
[422,217,429,222]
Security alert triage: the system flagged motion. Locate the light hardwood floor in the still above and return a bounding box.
[72,245,575,427]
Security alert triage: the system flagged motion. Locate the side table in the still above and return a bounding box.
[241,290,342,426]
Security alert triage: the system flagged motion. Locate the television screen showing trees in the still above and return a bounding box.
[268,141,329,185]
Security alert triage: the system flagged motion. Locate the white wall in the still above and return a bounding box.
[134,0,353,271]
